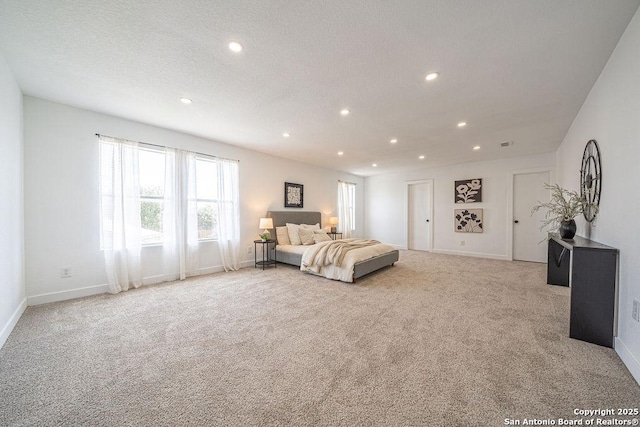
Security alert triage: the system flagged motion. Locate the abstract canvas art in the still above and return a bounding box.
[454,209,483,233]
[455,178,482,203]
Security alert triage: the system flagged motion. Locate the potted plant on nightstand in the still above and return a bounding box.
[531,183,597,239]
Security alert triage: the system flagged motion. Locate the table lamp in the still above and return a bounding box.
[259,218,274,239]
[329,217,338,233]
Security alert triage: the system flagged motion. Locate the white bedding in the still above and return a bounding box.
[300,238,396,282]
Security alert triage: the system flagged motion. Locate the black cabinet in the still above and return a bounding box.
[547,235,618,348]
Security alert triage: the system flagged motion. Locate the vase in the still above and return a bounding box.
[559,219,576,239]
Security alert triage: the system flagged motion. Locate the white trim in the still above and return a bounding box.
[507,167,554,261]
[432,248,509,261]
[405,179,434,252]
[27,262,255,306]
[388,244,408,250]
[0,298,28,349]
[239,260,254,269]
[615,337,640,386]
[28,284,109,306]
[196,260,254,275]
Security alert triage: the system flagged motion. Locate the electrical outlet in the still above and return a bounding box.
[460,240,466,246]
[247,246,253,254]
[60,268,72,278]
[633,300,640,322]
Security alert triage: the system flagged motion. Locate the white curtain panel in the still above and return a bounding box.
[216,159,240,271]
[99,136,143,293]
[162,148,200,280]
[100,136,241,292]
[338,181,354,238]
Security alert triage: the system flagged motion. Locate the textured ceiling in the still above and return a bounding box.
[1,0,638,176]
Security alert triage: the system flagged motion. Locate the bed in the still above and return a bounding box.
[266,211,399,283]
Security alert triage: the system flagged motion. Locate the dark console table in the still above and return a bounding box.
[547,234,618,348]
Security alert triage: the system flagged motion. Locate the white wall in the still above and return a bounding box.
[0,52,25,347]
[23,97,363,303]
[364,153,555,259]
[556,8,640,383]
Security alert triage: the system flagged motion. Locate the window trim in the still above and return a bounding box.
[195,156,220,242]
[139,145,166,246]
[348,184,356,231]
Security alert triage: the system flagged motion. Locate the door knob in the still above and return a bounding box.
[514,220,519,224]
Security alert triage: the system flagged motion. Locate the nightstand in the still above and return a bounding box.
[327,232,343,240]
[254,239,277,269]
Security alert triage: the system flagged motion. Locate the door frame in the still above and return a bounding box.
[507,168,554,261]
[405,179,434,251]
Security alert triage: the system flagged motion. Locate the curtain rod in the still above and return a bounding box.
[338,180,357,185]
[95,133,239,163]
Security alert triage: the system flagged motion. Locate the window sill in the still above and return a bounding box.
[198,238,218,243]
[141,242,164,248]
[141,239,219,247]
[101,239,218,251]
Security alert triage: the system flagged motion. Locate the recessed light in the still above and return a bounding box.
[283,132,290,138]
[338,151,344,156]
[425,72,439,81]
[180,97,192,104]
[228,41,243,53]
[473,146,481,150]
[390,139,398,144]
[340,109,350,116]
[457,122,467,127]
[372,163,378,167]
[419,155,425,160]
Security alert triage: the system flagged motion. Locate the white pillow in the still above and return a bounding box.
[286,223,302,245]
[298,228,316,245]
[313,230,332,243]
[299,223,320,230]
[276,226,291,245]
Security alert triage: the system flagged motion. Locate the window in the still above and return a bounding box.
[138,147,166,245]
[195,157,218,240]
[347,184,356,231]
[338,181,356,237]
[123,148,223,244]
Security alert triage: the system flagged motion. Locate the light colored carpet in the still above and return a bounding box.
[1,250,638,426]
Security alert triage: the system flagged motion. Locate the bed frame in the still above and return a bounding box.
[266,211,399,282]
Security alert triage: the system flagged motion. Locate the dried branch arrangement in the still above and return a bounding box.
[531,183,597,232]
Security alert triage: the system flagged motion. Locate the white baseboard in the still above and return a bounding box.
[432,248,509,261]
[240,260,254,269]
[389,244,408,250]
[28,262,256,306]
[27,284,109,306]
[197,260,254,275]
[615,337,640,386]
[0,298,27,349]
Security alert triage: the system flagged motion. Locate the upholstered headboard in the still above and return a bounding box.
[266,211,322,228]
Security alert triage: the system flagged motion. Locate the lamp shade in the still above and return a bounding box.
[329,217,339,225]
[259,218,274,230]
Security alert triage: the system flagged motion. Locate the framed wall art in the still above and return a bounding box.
[455,178,482,203]
[284,182,304,208]
[454,209,483,233]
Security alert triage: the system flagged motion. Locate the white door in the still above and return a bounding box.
[513,171,550,262]
[408,181,432,251]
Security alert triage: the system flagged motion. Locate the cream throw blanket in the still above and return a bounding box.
[301,238,381,272]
